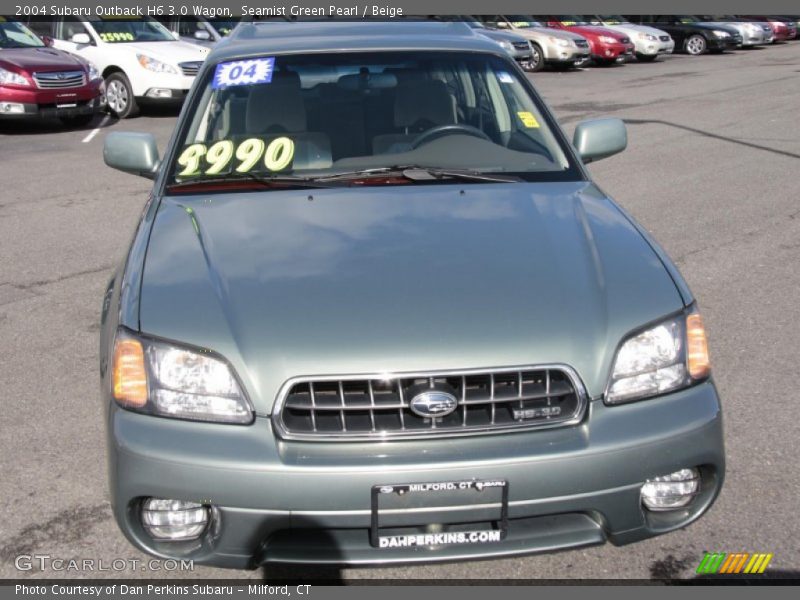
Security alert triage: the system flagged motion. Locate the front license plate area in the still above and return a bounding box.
[370,480,508,548]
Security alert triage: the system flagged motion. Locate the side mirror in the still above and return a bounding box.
[41,35,54,47]
[193,29,212,40]
[572,118,627,163]
[104,132,160,179]
[71,32,92,45]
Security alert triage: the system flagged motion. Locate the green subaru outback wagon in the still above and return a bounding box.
[100,21,724,568]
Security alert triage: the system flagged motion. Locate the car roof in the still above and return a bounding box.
[208,20,504,63]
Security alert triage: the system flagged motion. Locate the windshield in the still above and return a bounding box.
[555,16,589,26]
[505,16,544,28]
[168,51,576,189]
[598,15,630,25]
[89,18,174,43]
[206,18,238,36]
[0,18,45,49]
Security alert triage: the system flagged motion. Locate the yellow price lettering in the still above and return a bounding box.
[235,138,265,173]
[177,144,207,177]
[204,140,234,175]
[264,137,295,172]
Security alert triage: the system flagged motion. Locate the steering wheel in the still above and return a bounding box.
[410,124,492,149]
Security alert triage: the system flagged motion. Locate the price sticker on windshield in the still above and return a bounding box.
[517,111,540,129]
[212,58,275,89]
[176,136,295,178]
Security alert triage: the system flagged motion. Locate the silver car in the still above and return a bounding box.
[461,17,535,71]
[477,15,591,70]
[588,15,675,60]
[696,15,774,46]
[101,21,724,569]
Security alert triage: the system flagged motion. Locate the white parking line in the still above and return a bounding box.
[82,114,111,143]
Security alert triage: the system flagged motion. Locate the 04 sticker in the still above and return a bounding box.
[176,137,295,177]
[212,58,275,89]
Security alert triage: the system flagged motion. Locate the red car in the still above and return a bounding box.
[542,15,635,65]
[0,17,105,126]
[739,16,797,41]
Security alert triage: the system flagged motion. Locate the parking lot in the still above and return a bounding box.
[1,42,799,580]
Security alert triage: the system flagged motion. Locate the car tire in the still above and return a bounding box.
[105,72,139,119]
[636,53,658,62]
[528,43,545,72]
[59,114,94,128]
[684,34,707,55]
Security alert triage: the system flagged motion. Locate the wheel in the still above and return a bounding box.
[527,43,545,72]
[59,114,94,128]
[684,34,707,55]
[636,53,658,62]
[104,72,139,119]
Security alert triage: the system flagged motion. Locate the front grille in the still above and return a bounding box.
[179,61,203,76]
[574,39,589,47]
[274,366,586,441]
[33,71,85,89]
[512,41,530,51]
[659,35,671,41]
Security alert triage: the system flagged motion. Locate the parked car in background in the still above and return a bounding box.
[541,16,635,65]
[694,16,773,47]
[475,16,590,71]
[625,16,742,55]
[460,17,535,71]
[583,15,673,61]
[26,17,209,118]
[738,16,797,42]
[0,17,104,126]
[155,16,239,48]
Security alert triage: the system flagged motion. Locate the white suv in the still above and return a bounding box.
[43,17,209,118]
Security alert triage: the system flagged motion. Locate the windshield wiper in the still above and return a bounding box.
[166,172,337,191]
[314,166,523,184]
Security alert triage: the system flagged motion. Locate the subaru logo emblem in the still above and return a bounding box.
[409,391,458,418]
[57,73,65,79]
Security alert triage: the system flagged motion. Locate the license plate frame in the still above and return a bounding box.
[369,479,508,548]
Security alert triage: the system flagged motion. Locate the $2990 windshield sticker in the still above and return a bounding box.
[176,137,295,178]
[212,58,275,89]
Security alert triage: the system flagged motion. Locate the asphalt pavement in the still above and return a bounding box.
[1,43,799,581]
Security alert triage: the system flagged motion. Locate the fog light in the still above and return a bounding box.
[145,88,173,98]
[141,498,209,540]
[0,102,25,114]
[641,468,700,510]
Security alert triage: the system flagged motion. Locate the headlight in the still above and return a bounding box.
[605,311,710,404]
[86,62,100,81]
[499,40,514,52]
[638,32,657,41]
[598,35,618,44]
[712,30,731,37]
[548,36,571,46]
[136,54,178,74]
[112,331,253,424]
[0,67,30,86]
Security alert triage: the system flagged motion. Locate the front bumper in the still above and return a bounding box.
[0,94,105,119]
[108,380,724,568]
[636,39,675,55]
[708,36,742,50]
[542,44,590,63]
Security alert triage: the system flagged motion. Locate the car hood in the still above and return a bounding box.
[0,47,85,72]
[564,25,628,40]
[138,182,684,413]
[116,41,209,64]
[475,29,527,44]
[512,27,586,43]
[604,24,669,38]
